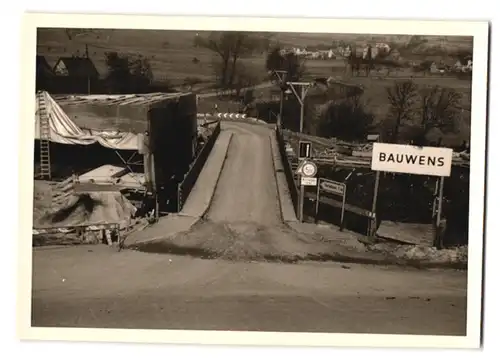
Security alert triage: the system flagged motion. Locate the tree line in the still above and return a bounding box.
[103,32,466,147]
[262,44,464,145]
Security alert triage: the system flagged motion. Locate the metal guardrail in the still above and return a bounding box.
[177,121,222,212]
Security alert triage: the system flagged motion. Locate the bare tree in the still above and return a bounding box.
[386,80,419,142]
[421,86,462,130]
[105,52,155,93]
[266,47,307,82]
[196,31,270,89]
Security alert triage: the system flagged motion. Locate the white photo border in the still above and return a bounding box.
[18,13,489,349]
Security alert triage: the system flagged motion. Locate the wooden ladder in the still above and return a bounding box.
[38,92,51,180]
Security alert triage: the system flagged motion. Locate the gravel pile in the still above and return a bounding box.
[368,242,468,266]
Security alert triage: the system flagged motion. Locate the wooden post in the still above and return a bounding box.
[150,153,159,222]
[370,171,381,237]
[432,177,439,242]
[299,86,306,133]
[278,90,284,128]
[299,181,305,223]
[437,177,445,225]
[340,191,346,231]
[314,180,321,223]
[434,176,445,249]
[143,152,152,190]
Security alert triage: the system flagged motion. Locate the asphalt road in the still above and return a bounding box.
[31,245,467,335]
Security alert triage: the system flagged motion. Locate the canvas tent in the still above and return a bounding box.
[35,91,140,150]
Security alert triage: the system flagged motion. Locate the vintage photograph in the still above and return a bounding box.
[21,15,488,347]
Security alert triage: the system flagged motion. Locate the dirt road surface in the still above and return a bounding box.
[31,245,467,335]
[206,122,281,225]
[31,121,467,335]
[133,122,324,261]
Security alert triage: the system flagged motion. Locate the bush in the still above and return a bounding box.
[253,100,281,123]
[317,97,374,141]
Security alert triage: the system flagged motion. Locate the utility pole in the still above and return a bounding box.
[273,70,288,128]
[287,81,313,133]
[85,44,90,95]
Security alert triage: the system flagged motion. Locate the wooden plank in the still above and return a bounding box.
[305,191,374,218]
[78,165,127,183]
[73,183,123,193]
[33,223,120,233]
[376,221,434,246]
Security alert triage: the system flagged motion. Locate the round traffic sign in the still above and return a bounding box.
[302,161,317,177]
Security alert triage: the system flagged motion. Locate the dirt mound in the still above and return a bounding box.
[35,192,137,229]
[129,219,467,269]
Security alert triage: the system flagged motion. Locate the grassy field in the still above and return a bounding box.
[37,29,473,143]
[37,29,473,84]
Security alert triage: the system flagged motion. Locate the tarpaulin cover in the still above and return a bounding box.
[35,91,140,150]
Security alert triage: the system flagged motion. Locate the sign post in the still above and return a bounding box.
[370,142,453,245]
[340,188,347,230]
[435,176,446,249]
[314,181,321,223]
[315,178,347,229]
[370,170,381,236]
[295,157,317,223]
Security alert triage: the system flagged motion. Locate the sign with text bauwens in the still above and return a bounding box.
[371,143,453,177]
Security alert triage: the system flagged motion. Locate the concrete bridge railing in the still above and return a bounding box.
[275,125,299,217]
[177,121,222,212]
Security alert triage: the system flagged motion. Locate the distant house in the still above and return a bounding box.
[388,49,401,60]
[463,59,473,72]
[53,56,100,79]
[52,56,100,94]
[367,134,380,142]
[429,62,440,74]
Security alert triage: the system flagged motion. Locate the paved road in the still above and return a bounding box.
[31,245,467,335]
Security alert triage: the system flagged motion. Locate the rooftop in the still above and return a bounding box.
[51,92,195,134]
[52,92,189,107]
[54,56,100,78]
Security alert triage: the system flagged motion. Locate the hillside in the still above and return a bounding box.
[37,29,473,85]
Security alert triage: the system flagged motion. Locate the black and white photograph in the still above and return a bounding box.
[18,14,488,349]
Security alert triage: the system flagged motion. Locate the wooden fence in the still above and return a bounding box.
[177,121,221,212]
[275,126,299,215]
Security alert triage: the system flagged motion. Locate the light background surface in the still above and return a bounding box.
[2,0,498,358]
[18,14,487,348]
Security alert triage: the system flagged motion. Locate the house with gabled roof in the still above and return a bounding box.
[53,56,100,79]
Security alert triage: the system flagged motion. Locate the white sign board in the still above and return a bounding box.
[319,179,346,196]
[371,143,453,177]
[296,160,318,177]
[301,177,318,186]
